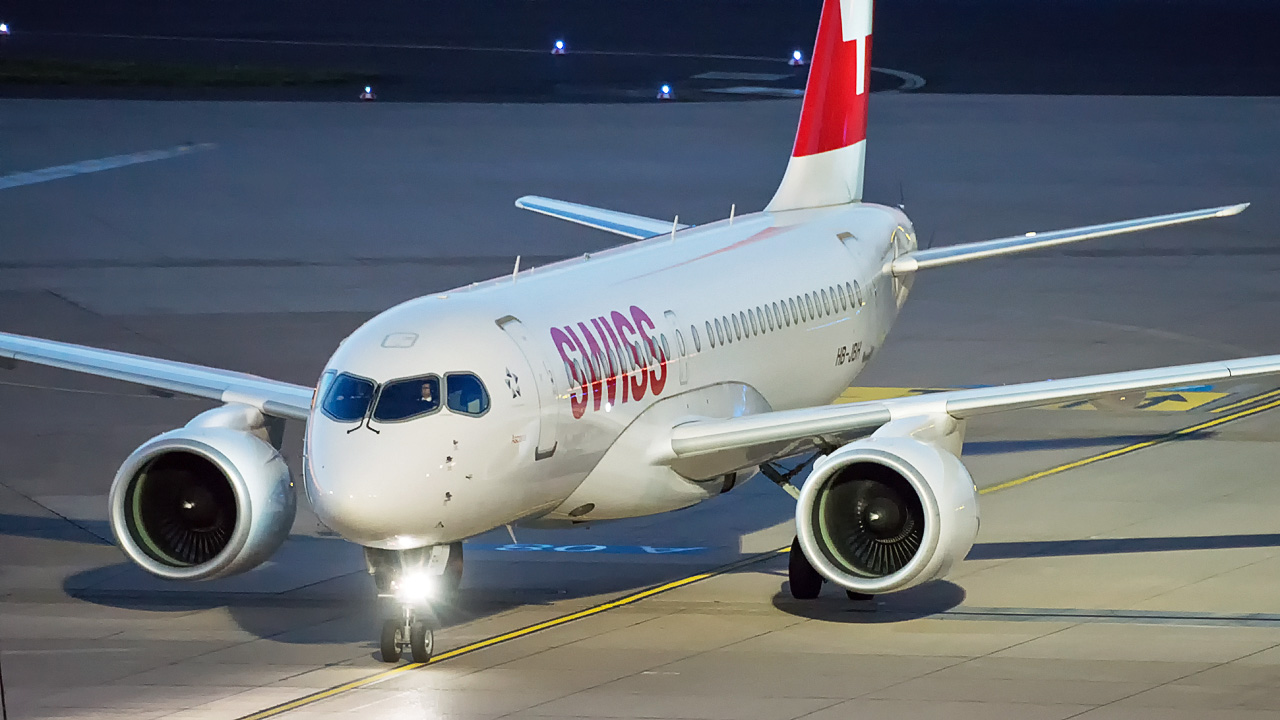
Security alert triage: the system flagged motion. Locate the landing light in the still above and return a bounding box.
[552,39,566,55]
[359,85,376,101]
[657,83,673,100]
[0,22,10,35]
[394,571,439,604]
[789,49,804,66]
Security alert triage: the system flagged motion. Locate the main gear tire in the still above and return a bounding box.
[788,536,824,599]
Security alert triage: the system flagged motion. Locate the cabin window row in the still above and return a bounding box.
[697,280,865,351]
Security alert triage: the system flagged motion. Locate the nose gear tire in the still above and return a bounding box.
[410,621,434,663]
[380,619,403,663]
[788,536,823,599]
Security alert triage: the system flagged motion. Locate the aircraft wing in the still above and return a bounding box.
[669,354,1280,462]
[515,195,691,240]
[0,331,314,420]
[892,203,1248,274]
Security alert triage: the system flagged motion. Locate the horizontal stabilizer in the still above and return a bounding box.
[515,196,690,240]
[892,203,1249,274]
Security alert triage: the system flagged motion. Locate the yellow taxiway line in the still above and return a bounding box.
[238,388,1280,719]
[235,548,787,720]
[981,391,1280,495]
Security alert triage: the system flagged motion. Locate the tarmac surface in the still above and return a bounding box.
[2,94,1280,719]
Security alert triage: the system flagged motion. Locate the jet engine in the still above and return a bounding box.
[795,435,979,594]
[108,406,296,581]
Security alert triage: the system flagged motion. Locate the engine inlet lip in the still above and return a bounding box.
[796,447,942,595]
[109,434,255,581]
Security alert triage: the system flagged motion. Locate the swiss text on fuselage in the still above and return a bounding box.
[550,305,668,419]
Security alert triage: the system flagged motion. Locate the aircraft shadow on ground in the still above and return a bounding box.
[8,509,1280,641]
[771,580,968,623]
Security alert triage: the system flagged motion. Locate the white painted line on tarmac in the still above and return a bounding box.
[874,66,926,91]
[0,143,215,191]
[705,86,805,98]
[692,71,793,81]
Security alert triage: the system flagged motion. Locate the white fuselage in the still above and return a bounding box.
[304,202,916,550]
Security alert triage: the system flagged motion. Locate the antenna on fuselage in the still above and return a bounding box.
[729,204,735,225]
[670,215,679,242]
[511,255,521,283]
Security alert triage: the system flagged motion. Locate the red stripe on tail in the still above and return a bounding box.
[791,0,872,157]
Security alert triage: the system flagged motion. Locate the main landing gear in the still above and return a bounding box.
[762,456,874,604]
[786,535,875,602]
[366,542,463,663]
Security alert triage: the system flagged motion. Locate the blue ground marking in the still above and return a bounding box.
[468,543,706,555]
[0,143,215,190]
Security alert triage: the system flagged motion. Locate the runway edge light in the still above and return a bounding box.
[0,23,10,35]
[359,85,376,101]
[552,39,566,55]
[657,84,673,100]
[789,50,805,66]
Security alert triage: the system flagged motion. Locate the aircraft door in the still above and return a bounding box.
[497,316,558,460]
[663,310,690,386]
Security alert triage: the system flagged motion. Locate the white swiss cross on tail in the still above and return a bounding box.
[765,0,873,212]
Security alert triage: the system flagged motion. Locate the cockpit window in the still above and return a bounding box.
[320,372,376,422]
[373,375,441,422]
[446,373,490,416]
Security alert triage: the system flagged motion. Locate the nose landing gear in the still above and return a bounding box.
[380,605,434,663]
[366,541,463,663]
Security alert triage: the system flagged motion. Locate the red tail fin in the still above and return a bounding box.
[766,0,873,212]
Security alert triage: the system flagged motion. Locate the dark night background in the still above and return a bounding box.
[0,0,1276,99]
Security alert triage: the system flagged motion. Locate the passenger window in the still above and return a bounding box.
[321,372,376,422]
[732,314,741,341]
[691,324,701,353]
[821,289,831,315]
[373,375,441,422]
[852,281,864,306]
[764,305,773,331]
[749,309,758,336]
[715,318,725,345]
[660,334,671,364]
[837,284,847,311]
[789,297,799,323]
[445,373,489,416]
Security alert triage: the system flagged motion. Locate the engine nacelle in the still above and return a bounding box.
[108,406,296,581]
[796,435,979,594]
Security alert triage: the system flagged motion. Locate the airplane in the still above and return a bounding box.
[0,0,1273,665]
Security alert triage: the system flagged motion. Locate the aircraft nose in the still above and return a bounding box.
[305,422,438,547]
